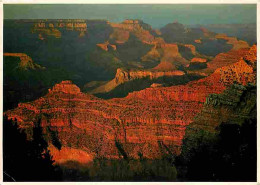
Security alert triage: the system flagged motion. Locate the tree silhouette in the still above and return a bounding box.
[178,118,256,181]
[3,116,62,181]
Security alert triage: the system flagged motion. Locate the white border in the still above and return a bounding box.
[0,1,259,185]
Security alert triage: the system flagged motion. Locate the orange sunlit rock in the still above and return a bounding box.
[4,45,256,163]
[191,57,207,63]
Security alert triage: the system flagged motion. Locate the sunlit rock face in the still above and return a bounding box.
[204,47,251,73]
[191,57,207,63]
[89,68,185,94]
[4,45,256,164]
[32,19,88,39]
[108,19,156,44]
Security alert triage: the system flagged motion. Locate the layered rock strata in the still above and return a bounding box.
[4,45,256,164]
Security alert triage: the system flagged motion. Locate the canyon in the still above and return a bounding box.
[4,44,256,164]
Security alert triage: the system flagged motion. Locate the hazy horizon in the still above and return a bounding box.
[4,4,256,28]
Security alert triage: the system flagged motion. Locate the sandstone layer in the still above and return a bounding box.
[88,68,185,94]
[4,45,256,164]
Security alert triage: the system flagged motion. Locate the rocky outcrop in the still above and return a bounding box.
[206,47,251,72]
[4,53,45,70]
[150,83,163,88]
[32,19,87,39]
[150,43,190,70]
[49,145,94,164]
[88,68,185,94]
[96,41,117,51]
[184,44,196,55]
[109,19,156,44]
[191,57,207,63]
[187,57,207,70]
[48,80,81,95]
[215,33,249,50]
[194,39,202,44]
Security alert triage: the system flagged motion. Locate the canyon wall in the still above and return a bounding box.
[4,45,256,164]
[89,68,185,94]
[31,19,88,39]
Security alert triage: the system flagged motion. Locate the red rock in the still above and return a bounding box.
[194,39,202,44]
[152,43,189,70]
[150,83,163,88]
[96,41,117,51]
[207,48,250,72]
[4,45,256,163]
[48,80,81,95]
[49,145,93,164]
[191,57,207,63]
[89,68,185,94]
[184,44,196,55]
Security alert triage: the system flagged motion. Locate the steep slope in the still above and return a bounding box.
[3,53,50,111]
[178,82,256,181]
[108,19,157,44]
[4,53,45,70]
[4,45,256,164]
[87,68,185,94]
[206,45,254,72]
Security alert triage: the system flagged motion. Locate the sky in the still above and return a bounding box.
[4,4,256,28]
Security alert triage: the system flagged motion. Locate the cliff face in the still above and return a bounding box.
[109,19,156,44]
[89,68,185,94]
[142,43,191,71]
[196,84,256,132]
[215,33,249,50]
[32,19,88,39]
[191,58,207,63]
[96,41,117,51]
[3,53,45,70]
[184,45,257,136]
[204,47,250,73]
[4,45,256,164]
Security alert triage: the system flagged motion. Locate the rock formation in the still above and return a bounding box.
[108,19,156,44]
[32,19,88,39]
[206,47,251,72]
[4,53,45,70]
[4,45,256,164]
[96,41,117,51]
[88,68,185,94]
[191,57,207,63]
[215,33,249,50]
